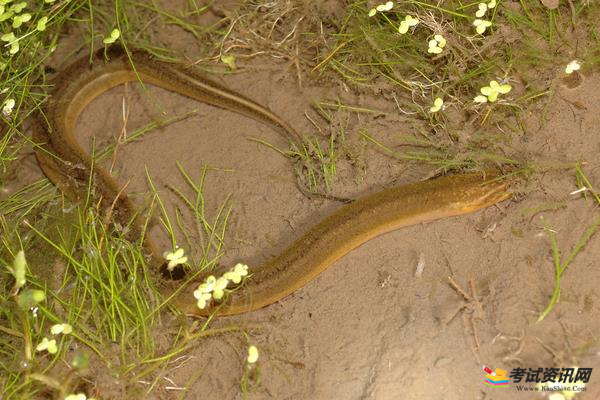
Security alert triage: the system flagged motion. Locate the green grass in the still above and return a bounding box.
[0,164,232,395]
[250,132,342,197]
[537,165,600,323]
[0,161,243,398]
[0,1,252,396]
[310,1,600,175]
[2,0,600,398]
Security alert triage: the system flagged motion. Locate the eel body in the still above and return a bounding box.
[33,47,511,317]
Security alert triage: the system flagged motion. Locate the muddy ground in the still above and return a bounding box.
[9,2,600,399]
[72,54,600,400]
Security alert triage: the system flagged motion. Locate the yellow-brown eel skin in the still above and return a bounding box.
[32,46,512,317]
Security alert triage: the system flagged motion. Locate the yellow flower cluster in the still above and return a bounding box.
[398,15,418,34]
[103,28,120,44]
[473,0,497,34]
[247,345,259,364]
[163,247,188,271]
[427,34,446,54]
[368,1,393,17]
[193,263,249,309]
[36,323,73,354]
[474,80,512,103]
[65,393,96,400]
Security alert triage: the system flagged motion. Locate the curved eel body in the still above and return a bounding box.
[33,46,511,317]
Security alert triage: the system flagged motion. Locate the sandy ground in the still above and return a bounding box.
[7,5,600,400]
[66,61,600,400]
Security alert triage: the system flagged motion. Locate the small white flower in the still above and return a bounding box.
[247,345,259,364]
[102,28,120,44]
[1,32,19,55]
[36,16,48,31]
[194,274,220,309]
[64,394,87,400]
[427,34,446,54]
[487,0,497,8]
[50,323,73,335]
[475,80,512,103]
[376,1,393,12]
[194,275,216,295]
[565,60,581,74]
[0,9,13,22]
[223,271,240,283]
[193,287,205,299]
[427,40,440,54]
[36,337,57,354]
[398,15,419,34]
[163,247,188,271]
[12,13,31,28]
[195,292,212,309]
[233,263,249,277]
[475,3,488,18]
[203,275,217,291]
[473,19,492,35]
[10,2,28,13]
[482,80,512,102]
[434,34,446,48]
[368,1,393,17]
[2,98,15,116]
[193,263,250,307]
[222,263,249,284]
[212,276,229,300]
[429,97,444,113]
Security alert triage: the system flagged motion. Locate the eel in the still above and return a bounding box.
[32,46,512,317]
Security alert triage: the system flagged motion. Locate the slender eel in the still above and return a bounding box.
[32,46,301,261]
[33,46,512,317]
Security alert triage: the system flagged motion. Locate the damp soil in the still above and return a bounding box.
[7,5,600,400]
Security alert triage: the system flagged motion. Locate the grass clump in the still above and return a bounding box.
[0,163,238,398]
[1,1,258,396]
[305,1,600,174]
